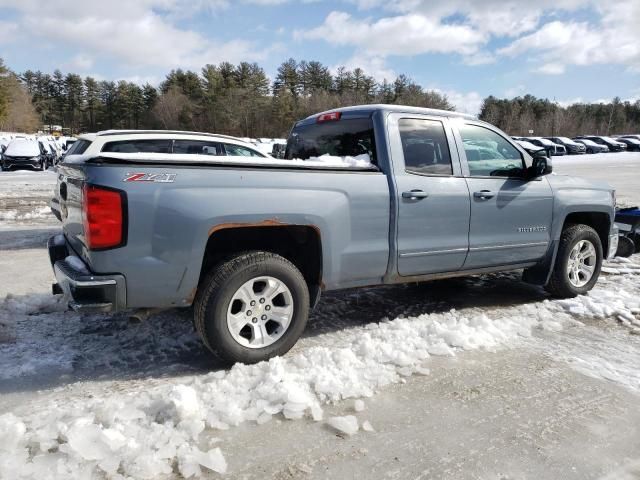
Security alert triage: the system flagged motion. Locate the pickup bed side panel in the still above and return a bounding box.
[83,165,390,308]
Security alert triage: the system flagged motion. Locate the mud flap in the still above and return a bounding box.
[522,240,558,286]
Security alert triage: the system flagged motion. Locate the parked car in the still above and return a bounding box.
[575,136,627,152]
[617,134,640,141]
[49,105,618,364]
[573,138,609,154]
[526,137,567,156]
[61,130,268,161]
[615,137,640,152]
[271,143,286,159]
[1,139,48,170]
[545,137,586,154]
[513,139,547,156]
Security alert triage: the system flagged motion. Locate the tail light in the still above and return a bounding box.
[82,184,126,249]
[317,112,341,123]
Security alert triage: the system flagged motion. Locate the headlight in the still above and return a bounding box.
[31,156,40,161]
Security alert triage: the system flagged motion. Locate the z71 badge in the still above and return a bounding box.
[124,173,176,183]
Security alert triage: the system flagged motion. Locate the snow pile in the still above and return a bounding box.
[326,416,359,436]
[0,205,51,222]
[305,153,372,168]
[554,261,640,332]
[0,304,545,479]
[0,293,71,377]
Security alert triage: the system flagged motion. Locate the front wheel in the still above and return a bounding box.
[194,251,310,364]
[545,224,603,298]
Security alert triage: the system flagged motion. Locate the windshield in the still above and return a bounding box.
[577,139,596,146]
[599,136,616,142]
[557,137,574,143]
[285,117,377,164]
[4,140,40,157]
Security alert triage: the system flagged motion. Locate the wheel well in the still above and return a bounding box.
[200,225,322,295]
[563,212,610,253]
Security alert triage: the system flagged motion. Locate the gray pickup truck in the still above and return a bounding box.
[49,105,618,364]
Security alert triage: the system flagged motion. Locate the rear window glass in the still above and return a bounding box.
[223,143,265,157]
[399,118,452,175]
[101,139,171,153]
[173,140,222,155]
[285,117,377,164]
[65,140,91,155]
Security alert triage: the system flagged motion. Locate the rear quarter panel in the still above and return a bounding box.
[82,164,390,308]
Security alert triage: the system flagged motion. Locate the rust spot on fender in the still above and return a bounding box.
[186,287,198,304]
[207,218,290,237]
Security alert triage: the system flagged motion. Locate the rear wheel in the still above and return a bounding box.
[194,251,310,364]
[586,148,594,154]
[545,224,603,298]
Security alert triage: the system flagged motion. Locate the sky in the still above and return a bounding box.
[0,0,638,114]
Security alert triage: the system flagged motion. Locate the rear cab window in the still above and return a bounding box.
[285,116,377,165]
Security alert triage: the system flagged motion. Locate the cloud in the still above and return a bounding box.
[333,54,396,82]
[67,54,94,71]
[0,0,274,70]
[0,21,18,44]
[498,1,640,74]
[298,11,486,57]
[433,88,484,115]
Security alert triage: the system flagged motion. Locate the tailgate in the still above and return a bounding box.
[53,164,87,259]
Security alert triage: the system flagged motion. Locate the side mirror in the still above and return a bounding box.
[529,152,552,178]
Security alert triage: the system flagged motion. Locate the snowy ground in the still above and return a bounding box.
[0,157,639,479]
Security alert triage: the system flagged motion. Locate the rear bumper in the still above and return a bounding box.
[48,234,126,312]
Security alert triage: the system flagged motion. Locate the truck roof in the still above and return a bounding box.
[300,104,476,123]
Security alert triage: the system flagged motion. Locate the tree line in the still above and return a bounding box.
[480,95,640,137]
[4,58,453,138]
[1,56,640,137]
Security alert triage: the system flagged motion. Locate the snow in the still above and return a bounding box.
[326,416,359,436]
[361,420,375,432]
[354,399,365,412]
[4,139,40,157]
[96,151,375,169]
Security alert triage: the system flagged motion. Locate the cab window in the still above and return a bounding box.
[459,124,525,177]
[399,118,453,175]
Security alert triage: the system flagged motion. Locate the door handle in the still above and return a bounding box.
[473,190,495,200]
[402,190,429,200]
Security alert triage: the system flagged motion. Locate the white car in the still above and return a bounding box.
[64,130,270,161]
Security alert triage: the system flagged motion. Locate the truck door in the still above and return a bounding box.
[453,121,554,269]
[389,114,471,276]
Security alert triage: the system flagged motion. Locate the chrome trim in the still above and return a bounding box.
[69,278,117,287]
[400,247,468,258]
[469,241,548,252]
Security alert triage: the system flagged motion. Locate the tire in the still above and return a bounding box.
[194,251,310,364]
[586,148,593,154]
[545,224,603,298]
[616,236,635,258]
